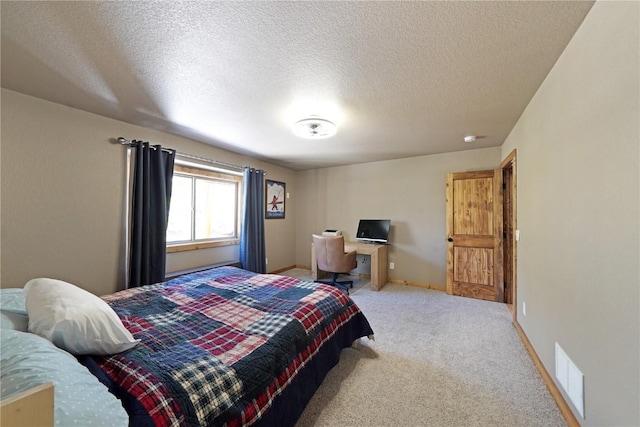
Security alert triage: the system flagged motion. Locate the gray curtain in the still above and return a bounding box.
[129,141,176,287]
[240,167,266,273]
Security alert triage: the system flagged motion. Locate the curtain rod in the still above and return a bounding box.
[116,137,248,173]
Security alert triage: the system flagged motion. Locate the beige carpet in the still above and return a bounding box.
[281,269,565,427]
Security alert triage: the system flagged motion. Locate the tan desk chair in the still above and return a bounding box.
[312,234,357,293]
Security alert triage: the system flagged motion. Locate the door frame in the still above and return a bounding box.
[501,149,517,319]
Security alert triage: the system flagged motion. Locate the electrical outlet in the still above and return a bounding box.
[265,258,268,265]
[389,262,395,269]
[523,301,526,316]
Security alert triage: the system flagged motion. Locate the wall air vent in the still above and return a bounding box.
[555,342,585,418]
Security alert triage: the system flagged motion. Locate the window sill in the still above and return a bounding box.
[167,239,240,253]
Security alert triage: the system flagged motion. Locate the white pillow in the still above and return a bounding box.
[24,278,139,355]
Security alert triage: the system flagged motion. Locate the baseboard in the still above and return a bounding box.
[513,320,581,427]
[286,267,446,291]
[269,265,298,274]
[389,278,446,292]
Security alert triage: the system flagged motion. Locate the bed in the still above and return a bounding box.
[0,266,374,426]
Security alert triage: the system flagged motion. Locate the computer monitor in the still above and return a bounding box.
[356,219,390,243]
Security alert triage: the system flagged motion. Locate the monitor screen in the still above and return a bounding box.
[356,219,390,243]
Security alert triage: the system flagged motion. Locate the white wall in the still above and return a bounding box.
[295,147,502,287]
[1,89,298,295]
[501,1,639,424]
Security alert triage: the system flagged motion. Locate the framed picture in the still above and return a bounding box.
[265,180,286,219]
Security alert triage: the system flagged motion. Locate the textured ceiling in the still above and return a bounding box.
[1,1,594,170]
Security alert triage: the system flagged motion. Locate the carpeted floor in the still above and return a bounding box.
[280,269,565,427]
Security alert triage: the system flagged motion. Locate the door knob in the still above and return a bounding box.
[447,237,453,242]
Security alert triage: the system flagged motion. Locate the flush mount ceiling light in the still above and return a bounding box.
[464,135,477,143]
[292,118,337,139]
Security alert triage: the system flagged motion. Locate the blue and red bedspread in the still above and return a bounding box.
[81,266,373,427]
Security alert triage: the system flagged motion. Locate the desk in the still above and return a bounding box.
[311,241,388,291]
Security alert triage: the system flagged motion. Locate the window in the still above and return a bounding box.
[166,164,242,252]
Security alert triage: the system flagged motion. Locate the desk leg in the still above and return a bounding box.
[370,251,379,291]
[369,246,388,291]
[377,246,388,291]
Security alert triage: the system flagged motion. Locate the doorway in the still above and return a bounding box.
[501,150,517,316]
[445,150,517,313]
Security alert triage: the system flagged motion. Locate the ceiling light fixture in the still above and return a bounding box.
[292,118,337,139]
[464,135,477,143]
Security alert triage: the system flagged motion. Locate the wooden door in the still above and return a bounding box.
[446,170,504,302]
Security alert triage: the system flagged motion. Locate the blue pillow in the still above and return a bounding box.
[0,289,28,331]
[0,311,28,331]
[0,288,27,314]
[0,329,129,427]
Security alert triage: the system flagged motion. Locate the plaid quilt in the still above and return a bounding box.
[88,267,373,427]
